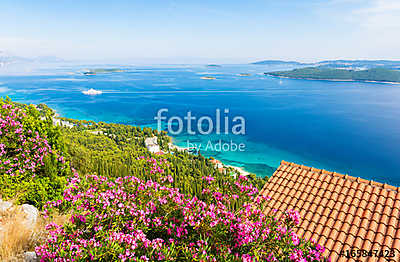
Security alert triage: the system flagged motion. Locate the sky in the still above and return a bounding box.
[0,0,399,63]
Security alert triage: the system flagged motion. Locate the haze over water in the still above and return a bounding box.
[1,64,400,186]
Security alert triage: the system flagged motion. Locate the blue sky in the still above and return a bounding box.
[1,0,399,63]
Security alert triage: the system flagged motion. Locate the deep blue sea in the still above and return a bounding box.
[1,64,400,186]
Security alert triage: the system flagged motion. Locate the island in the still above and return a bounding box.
[200,76,216,80]
[266,67,400,83]
[82,68,125,75]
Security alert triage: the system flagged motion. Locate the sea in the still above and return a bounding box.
[1,63,400,186]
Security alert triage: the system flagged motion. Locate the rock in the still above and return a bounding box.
[24,251,37,262]
[0,200,13,213]
[21,204,39,225]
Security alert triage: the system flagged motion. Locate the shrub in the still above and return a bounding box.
[37,158,325,261]
[0,98,69,208]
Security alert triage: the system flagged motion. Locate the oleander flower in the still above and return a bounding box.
[37,158,326,261]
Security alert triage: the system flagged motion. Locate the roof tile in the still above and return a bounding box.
[383,236,392,248]
[369,221,378,232]
[392,238,400,251]
[387,190,396,200]
[353,237,363,249]
[344,234,355,248]
[340,222,350,233]
[392,205,400,217]
[303,231,312,240]
[395,229,400,239]
[337,211,346,221]
[369,194,378,203]
[386,225,395,238]
[362,239,372,250]
[359,218,369,229]
[324,238,335,251]
[374,233,385,245]
[319,215,328,226]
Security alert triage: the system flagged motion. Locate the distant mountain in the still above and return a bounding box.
[252,59,400,70]
[34,56,66,63]
[251,60,307,66]
[0,51,65,68]
[0,51,32,67]
[266,67,400,83]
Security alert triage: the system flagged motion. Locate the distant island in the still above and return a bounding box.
[252,60,307,66]
[252,59,400,70]
[266,67,400,84]
[82,68,124,75]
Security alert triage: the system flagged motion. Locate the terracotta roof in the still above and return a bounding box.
[259,160,400,262]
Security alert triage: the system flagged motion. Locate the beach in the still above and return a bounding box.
[168,140,252,177]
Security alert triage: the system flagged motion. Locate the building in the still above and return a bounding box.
[210,159,224,169]
[144,137,161,154]
[258,160,400,262]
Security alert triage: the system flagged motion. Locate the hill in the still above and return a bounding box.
[267,67,400,83]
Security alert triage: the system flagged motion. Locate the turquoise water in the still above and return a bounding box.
[1,64,400,185]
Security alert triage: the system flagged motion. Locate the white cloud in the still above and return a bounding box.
[356,0,400,13]
[311,0,400,59]
[352,0,400,28]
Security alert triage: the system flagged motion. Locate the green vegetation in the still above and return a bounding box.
[59,117,266,208]
[1,98,266,210]
[267,67,400,83]
[0,98,70,208]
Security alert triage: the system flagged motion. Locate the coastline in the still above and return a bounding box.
[49,112,253,177]
[41,102,261,179]
[267,74,400,85]
[226,165,250,176]
[168,137,252,177]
